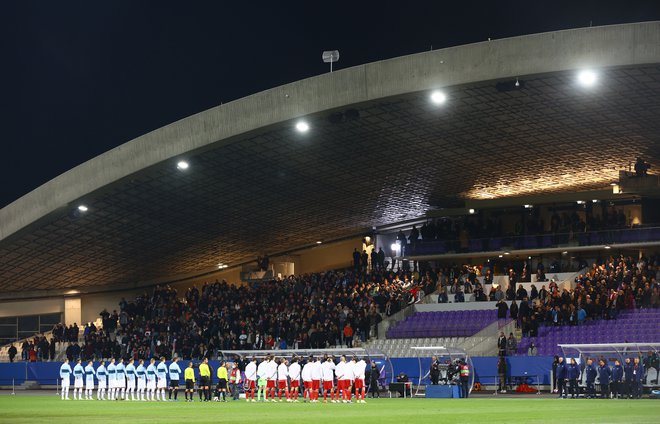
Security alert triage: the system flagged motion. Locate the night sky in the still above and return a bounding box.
[2,1,660,208]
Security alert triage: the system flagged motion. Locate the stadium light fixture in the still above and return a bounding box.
[316,240,322,244]
[177,161,189,170]
[430,91,447,105]
[468,208,475,214]
[498,254,503,258]
[578,70,597,87]
[524,204,533,209]
[77,205,88,212]
[296,121,310,133]
[604,245,611,249]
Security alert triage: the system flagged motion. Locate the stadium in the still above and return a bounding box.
[2,19,660,424]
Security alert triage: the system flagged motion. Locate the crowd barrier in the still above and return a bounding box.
[0,356,552,388]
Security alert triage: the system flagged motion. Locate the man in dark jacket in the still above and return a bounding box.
[623,357,634,398]
[8,345,17,362]
[567,358,580,398]
[597,359,611,399]
[497,357,507,393]
[430,356,440,385]
[584,359,597,399]
[497,332,507,357]
[496,299,508,319]
[556,357,567,398]
[632,357,644,399]
[611,359,624,399]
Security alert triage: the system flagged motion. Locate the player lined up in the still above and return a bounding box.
[59,354,371,403]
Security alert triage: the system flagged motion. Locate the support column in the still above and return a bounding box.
[64,297,82,326]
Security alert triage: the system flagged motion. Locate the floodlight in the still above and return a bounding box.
[578,70,597,87]
[177,161,189,170]
[296,121,310,133]
[77,205,88,212]
[430,91,447,104]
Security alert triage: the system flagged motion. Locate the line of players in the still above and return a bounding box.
[244,354,368,403]
[58,357,183,401]
[58,354,369,403]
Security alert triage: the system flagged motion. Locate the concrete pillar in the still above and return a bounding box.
[64,297,82,326]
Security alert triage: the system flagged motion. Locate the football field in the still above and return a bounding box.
[0,394,658,423]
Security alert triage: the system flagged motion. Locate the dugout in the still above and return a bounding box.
[559,343,660,389]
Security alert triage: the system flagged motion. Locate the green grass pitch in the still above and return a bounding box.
[0,395,658,423]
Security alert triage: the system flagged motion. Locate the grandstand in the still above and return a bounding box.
[1,22,660,416]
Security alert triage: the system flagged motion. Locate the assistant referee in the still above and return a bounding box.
[184,362,195,402]
[199,358,211,402]
[216,361,228,402]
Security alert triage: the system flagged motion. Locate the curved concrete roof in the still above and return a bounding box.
[1,22,660,294]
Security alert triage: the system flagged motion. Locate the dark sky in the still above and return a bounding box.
[2,0,660,208]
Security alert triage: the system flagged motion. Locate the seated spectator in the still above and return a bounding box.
[528,343,537,356]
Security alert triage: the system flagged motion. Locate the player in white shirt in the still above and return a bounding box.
[59,359,72,400]
[96,361,107,400]
[288,356,301,402]
[354,357,367,403]
[156,357,168,401]
[310,356,322,403]
[344,356,356,403]
[266,356,278,402]
[106,358,117,400]
[146,358,157,401]
[335,355,350,403]
[244,357,257,402]
[125,359,137,401]
[277,358,289,402]
[84,360,95,400]
[135,359,147,401]
[321,356,336,403]
[301,357,313,402]
[115,358,126,400]
[73,359,85,400]
[168,357,182,401]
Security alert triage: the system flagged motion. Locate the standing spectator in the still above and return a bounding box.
[496,299,508,320]
[497,332,507,357]
[352,249,361,272]
[21,340,29,361]
[624,357,634,398]
[509,300,519,326]
[8,345,17,362]
[506,333,517,356]
[343,323,354,348]
[48,338,55,361]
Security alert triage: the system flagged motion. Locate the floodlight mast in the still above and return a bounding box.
[322,50,340,73]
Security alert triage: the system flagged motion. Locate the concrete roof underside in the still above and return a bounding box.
[2,22,660,295]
